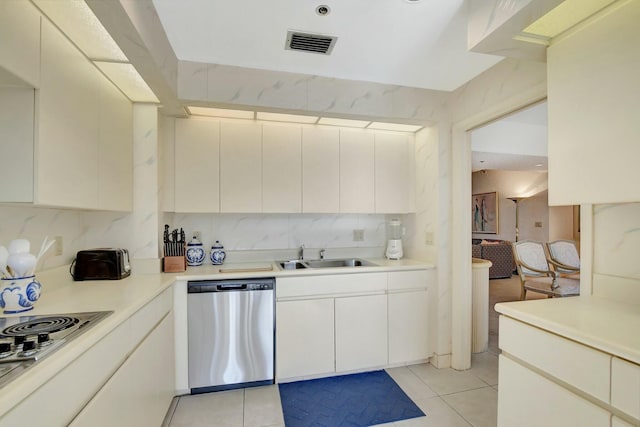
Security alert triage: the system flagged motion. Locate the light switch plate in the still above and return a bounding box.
[53,236,63,256]
[353,229,364,241]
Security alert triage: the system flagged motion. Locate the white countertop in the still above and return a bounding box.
[1,257,433,416]
[495,296,640,365]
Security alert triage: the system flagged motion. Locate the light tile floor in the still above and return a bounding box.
[165,276,532,427]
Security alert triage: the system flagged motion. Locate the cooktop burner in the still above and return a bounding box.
[2,316,79,337]
[0,311,112,389]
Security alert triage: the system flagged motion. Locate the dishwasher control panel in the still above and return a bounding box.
[187,277,274,293]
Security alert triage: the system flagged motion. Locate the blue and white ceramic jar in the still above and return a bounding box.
[186,236,206,266]
[210,241,226,265]
[0,276,41,314]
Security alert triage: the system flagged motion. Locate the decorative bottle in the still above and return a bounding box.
[210,240,226,265]
[186,236,206,266]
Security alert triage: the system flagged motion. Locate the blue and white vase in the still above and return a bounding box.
[186,236,206,266]
[210,241,226,265]
[0,276,41,314]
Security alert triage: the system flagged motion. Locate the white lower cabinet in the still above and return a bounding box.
[276,269,432,381]
[611,357,640,420]
[498,355,610,427]
[335,294,388,372]
[388,290,429,364]
[70,313,175,426]
[0,288,174,425]
[276,298,335,379]
[612,417,634,427]
[499,315,640,426]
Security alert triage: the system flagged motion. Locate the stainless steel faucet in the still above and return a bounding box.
[298,244,305,260]
[319,248,325,260]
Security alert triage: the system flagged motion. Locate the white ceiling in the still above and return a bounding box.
[472,102,548,172]
[152,0,504,91]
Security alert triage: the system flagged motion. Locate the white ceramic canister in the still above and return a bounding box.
[186,236,206,266]
[210,241,226,265]
[0,276,41,314]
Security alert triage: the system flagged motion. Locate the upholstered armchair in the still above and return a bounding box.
[512,240,580,300]
[546,240,580,279]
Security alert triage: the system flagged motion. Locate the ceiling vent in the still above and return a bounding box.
[285,31,337,55]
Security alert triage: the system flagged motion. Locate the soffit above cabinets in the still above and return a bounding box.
[31,0,159,103]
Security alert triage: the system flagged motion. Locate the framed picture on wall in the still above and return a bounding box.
[472,192,498,234]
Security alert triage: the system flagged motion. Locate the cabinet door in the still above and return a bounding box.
[276,299,335,380]
[498,355,610,427]
[262,124,302,213]
[220,121,262,212]
[375,132,411,213]
[0,87,34,202]
[335,294,387,372]
[611,357,640,420]
[98,78,133,211]
[339,129,374,213]
[388,290,430,364]
[0,0,40,86]
[69,313,175,427]
[38,19,100,208]
[302,127,339,213]
[174,118,220,212]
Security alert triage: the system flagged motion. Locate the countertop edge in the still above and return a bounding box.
[495,297,640,365]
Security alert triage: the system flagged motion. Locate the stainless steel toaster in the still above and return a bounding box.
[72,248,131,281]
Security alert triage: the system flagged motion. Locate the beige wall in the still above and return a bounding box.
[471,170,556,242]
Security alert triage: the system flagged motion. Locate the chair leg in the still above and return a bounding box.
[521,287,527,300]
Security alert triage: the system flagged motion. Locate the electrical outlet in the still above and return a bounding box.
[353,229,364,241]
[424,231,434,245]
[535,221,543,228]
[53,236,63,256]
[193,231,202,241]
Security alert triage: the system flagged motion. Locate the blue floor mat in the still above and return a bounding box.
[278,370,425,427]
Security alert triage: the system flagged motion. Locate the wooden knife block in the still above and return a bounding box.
[163,256,186,273]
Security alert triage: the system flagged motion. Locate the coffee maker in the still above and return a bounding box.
[385,219,403,260]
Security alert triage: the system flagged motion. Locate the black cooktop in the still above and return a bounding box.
[0,311,112,388]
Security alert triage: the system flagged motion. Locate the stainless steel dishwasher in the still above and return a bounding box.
[187,277,275,394]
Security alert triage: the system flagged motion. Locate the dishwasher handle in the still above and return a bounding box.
[188,278,275,293]
[217,284,246,291]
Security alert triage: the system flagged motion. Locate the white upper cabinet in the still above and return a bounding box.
[220,121,262,212]
[174,118,220,212]
[0,17,133,210]
[302,127,340,213]
[262,124,302,213]
[375,132,412,213]
[0,1,40,87]
[0,88,35,202]
[547,0,640,205]
[339,129,375,213]
[38,19,101,209]
[98,77,133,211]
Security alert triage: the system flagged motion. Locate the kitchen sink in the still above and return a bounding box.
[279,260,307,270]
[278,258,377,270]
[304,258,375,268]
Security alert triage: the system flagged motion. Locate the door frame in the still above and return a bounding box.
[450,83,548,369]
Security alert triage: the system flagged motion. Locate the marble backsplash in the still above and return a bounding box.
[167,212,390,257]
[593,202,640,280]
[0,204,390,272]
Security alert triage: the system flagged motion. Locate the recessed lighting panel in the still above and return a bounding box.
[256,112,318,124]
[94,62,159,103]
[367,122,423,132]
[188,106,254,119]
[317,117,371,128]
[33,0,127,62]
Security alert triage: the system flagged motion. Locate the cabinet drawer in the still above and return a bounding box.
[387,270,431,292]
[499,316,611,403]
[498,355,610,427]
[276,273,387,299]
[612,357,640,420]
